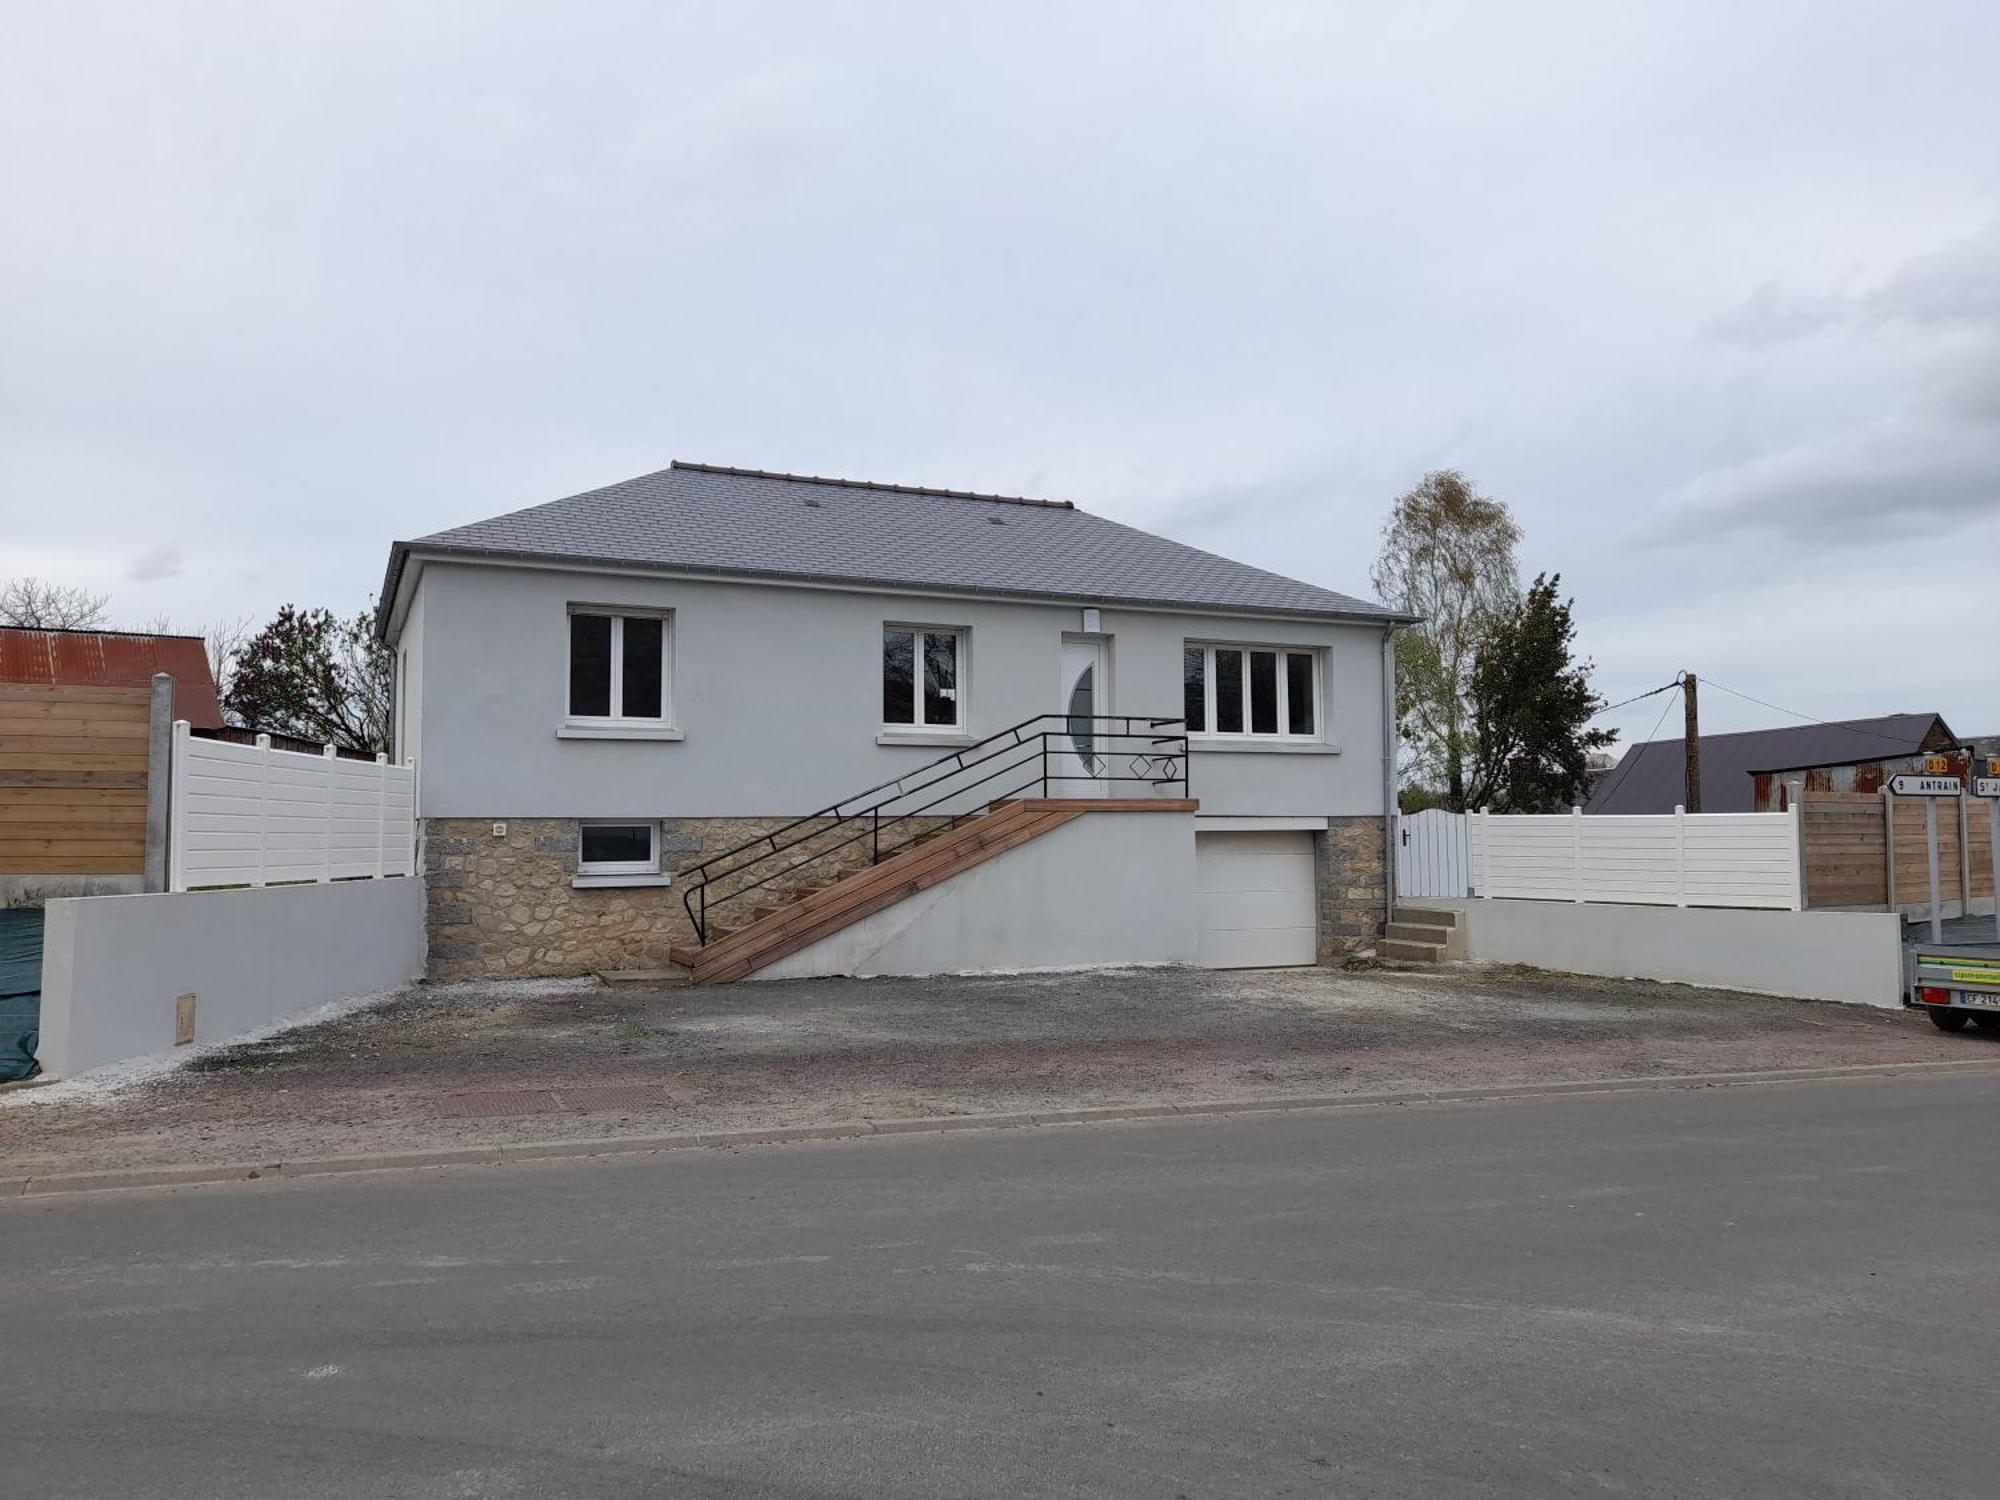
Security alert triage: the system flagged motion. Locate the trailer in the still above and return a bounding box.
[1908,948,2000,1032]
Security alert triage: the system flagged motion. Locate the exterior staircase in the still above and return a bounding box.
[1379,904,1461,964]
[666,712,1194,985]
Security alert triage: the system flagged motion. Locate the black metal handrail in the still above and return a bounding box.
[679,714,1188,944]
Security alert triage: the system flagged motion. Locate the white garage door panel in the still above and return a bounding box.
[1196,830,1317,969]
[1198,888,1316,932]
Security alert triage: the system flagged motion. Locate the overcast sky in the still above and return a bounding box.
[4,1,1997,745]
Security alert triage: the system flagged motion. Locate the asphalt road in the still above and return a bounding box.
[5,1075,1997,1498]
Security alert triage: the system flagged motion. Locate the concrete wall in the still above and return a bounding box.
[2,873,143,908]
[36,877,426,1078]
[1458,898,1904,1008]
[755,810,1198,980]
[400,560,1390,821]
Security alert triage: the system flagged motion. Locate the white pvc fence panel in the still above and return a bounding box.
[1397,809,1468,898]
[168,721,416,892]
[1467,806,1803,910]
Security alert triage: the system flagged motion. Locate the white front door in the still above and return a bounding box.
[1054,637,1110,798]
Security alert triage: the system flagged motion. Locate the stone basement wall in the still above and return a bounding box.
[423,816,893,980]
[1315,815,1388,961]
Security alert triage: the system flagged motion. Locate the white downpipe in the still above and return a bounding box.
[1380,625,1399,924]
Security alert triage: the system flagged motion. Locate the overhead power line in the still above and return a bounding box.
[1696,677,1938,749]
[1585,677,1684,811]
[1590,679,1682,719]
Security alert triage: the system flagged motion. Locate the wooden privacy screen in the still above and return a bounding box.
[1802,791,1995,911]
[0,685,151,875]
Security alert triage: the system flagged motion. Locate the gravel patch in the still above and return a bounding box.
[2,962,1987,1178]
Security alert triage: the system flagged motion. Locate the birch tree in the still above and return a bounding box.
[1370,471,1521,810]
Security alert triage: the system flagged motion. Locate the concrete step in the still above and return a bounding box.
[1384,921,1452,945]
[1395,906,1459,930]
[1379,937,1445,963]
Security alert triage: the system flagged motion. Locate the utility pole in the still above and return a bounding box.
[1682,672,1701,814]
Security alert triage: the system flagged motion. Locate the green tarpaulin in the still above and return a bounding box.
[0,908,43,1080]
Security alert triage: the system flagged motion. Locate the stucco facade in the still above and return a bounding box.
[395,559,1392,820]
[392,554,1399,978]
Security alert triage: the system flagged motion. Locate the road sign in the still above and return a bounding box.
[1976,778,2000,798]
[1889,774,1964,796]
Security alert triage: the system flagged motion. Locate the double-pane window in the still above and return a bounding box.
[883,627,962,728]
[569,611,668,722]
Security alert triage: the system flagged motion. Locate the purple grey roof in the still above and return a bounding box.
[377,462,1409,637]
[1585,713,1956,815]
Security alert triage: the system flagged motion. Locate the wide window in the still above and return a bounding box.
[1183,643,1320,740]
[883,627,963,729]
[569,609,669,722]
[578,821,659,877]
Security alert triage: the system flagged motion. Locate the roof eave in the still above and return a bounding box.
[379,541,1421,628]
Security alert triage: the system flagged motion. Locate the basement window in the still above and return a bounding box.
[577,821,660,879]
[574,821,671,889]
[1184,642,1321,741]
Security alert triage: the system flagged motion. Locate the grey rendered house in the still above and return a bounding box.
[375,461,1411,981]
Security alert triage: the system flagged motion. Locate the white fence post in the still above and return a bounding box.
[1571,806,1585,903]
[321,744,338,883]
[1674,804,1687,908]
[254,733,271,888]
[406,756,419,879]
[168,720,191,893]
[375,751,389,878]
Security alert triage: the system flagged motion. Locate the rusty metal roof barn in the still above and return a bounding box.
[0,627,224,728]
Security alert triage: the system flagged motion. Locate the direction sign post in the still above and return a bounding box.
[1976,761,2000,945]
[1889,773,1964,944]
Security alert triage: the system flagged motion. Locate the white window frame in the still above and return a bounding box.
[1185,642,1323,741]
[577,820,660,879]
[881,624,967,731]
[565,606,673,727]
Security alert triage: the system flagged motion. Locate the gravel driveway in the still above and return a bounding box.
[4,963,1990,1178]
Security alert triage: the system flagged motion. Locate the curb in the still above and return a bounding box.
[7,1057,2000,1201]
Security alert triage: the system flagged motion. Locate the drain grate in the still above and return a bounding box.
[438,1089,565,1118]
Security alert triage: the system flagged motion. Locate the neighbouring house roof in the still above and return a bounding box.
[1585,712,1958,815]
[376,461,1413,640]
[0,627,224,728]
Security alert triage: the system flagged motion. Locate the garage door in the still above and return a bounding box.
[1196,831,1317,968]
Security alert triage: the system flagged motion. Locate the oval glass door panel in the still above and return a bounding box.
[1067,663,1099,772]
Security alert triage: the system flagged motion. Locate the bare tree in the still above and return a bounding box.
[0,577,110,630]
[202,615,254,713]
[1371,471,1522,810]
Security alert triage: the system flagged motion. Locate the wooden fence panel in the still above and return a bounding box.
[1802,794,1888,909]
[0,686,150,875]
[1803,791,1996,912]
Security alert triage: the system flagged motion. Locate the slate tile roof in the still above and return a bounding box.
[378,461,1408,636]
[1585,712,1957,815]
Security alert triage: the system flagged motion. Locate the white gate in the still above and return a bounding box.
[1397,809,1468,898]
